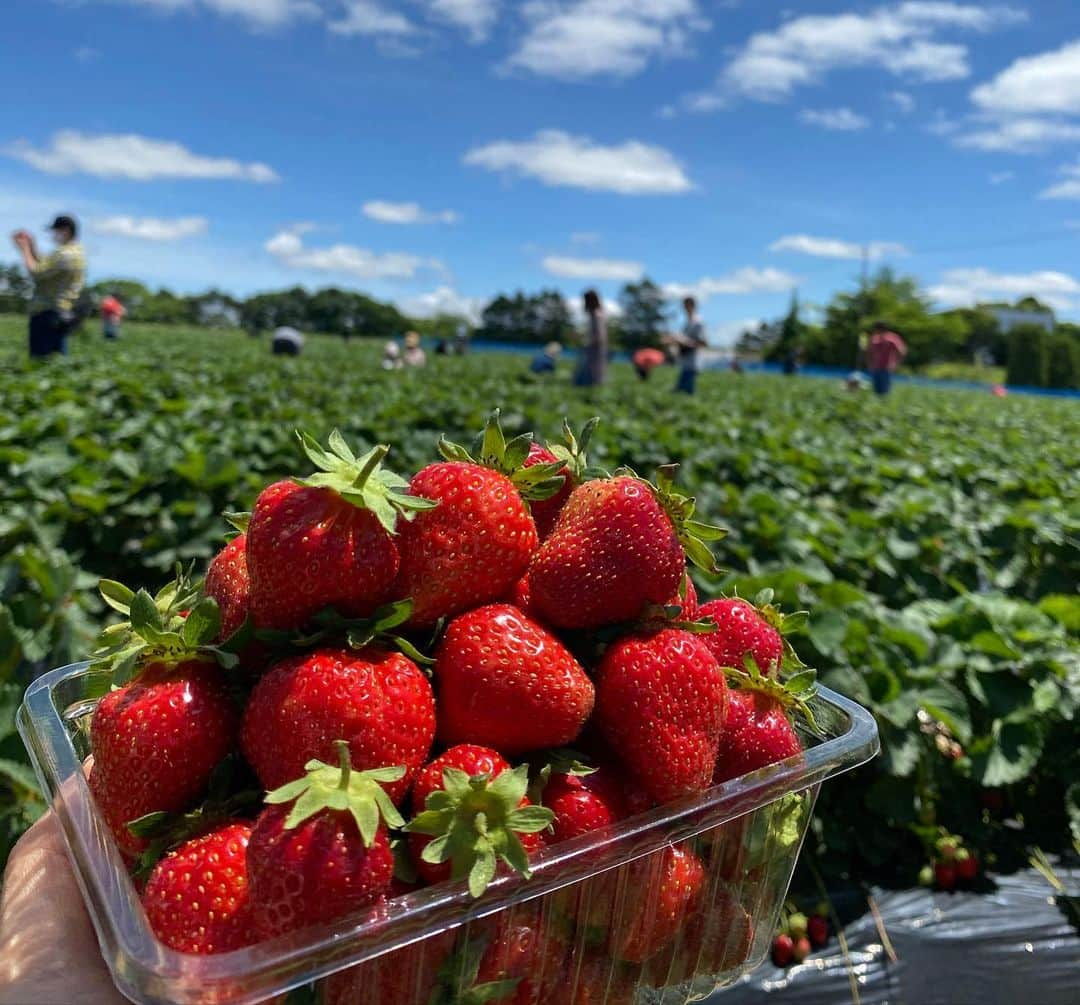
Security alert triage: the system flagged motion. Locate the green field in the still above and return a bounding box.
[2,315,1078,884]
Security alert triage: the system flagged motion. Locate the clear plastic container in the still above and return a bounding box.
[18,661,879,1005]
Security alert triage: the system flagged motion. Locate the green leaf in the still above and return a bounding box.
[972,720,1044,787]
[917,681,972,744]
[98,579,134,614]
[1038,594,1080,632]
[181,597,221,648]
[808,609,848,656]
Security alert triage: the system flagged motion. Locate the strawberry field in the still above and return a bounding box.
[2,316,1079,895]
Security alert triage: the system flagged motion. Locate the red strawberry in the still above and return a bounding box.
[393,462,539,629]
[955,850,978,882]
[204,533,251,642]
[807,914,829,948]
[405,745,551,894]
[792,936,811,963]
[471,913,568,1005]
[713,687,803,784]
[654,885,753,982]
[542,764,630,843]
[609,845,706,963]
[772,933,794,967]
[529,476,683,629]
[508,574,537,618]
[525,442,573,539]
[934,862,957,891]
[595,629,727,804]
[434,604,594,755]
[247,433,431,631]
[321,931,455,1005]
[696,598,783,672]
[667,573,699,619]
[241,647,435,804]
[90,660,238,856]
[142,821,255,954]
[247,742,400,938]
[546,946,638,1005]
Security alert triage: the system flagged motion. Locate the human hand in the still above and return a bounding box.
[0,811,126,1004]
[11,230,30,248]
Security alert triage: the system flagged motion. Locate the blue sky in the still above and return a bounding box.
[2,0,1079,340]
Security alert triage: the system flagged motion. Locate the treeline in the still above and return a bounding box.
[749,270,1080,389]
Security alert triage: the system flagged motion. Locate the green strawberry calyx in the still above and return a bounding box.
[91,565,239,685]
[264,740,406,848]
[404,763,554,898]
[727,654,820,734]
[547,415,600,482]
[296,429,437,534]
[438,409,567,502]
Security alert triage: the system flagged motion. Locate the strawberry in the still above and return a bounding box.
[405,745,552,895]
[654,886,753,982]
[321,931,456,1005]
[667,573,699,619]
[955,849,978,882]
[712,679,805,785]
[608,845,706,963]
[771,933,794,967]
[792,936,811,963]
[142,821,255,954]
[542,764,630,843]
[546,946,638,1005]
[529,468,722,630]
[470,912,568,1005]
[524,442,573,539]
[241,646,435,804]
[393,462,539,629]
[247,432,433,631]
[508,574,536,618]
[696,597,783,672]
[434,604,594,755]
[595,629,727,804]
[247,742,400,938]
[88,572,239,856]
[204,532,251,642]
[934,862,957,891]
[807,914,829,948]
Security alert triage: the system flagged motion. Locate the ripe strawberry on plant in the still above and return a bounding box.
[712,658,814,784]
[247,431,434,631]
[955,848,979,882]
[934,862,957,891]
[434,604,594,755]
[595,628,727,804]
[247,741,401,938]
[771,933,794,967]
[404,745,552,896]
[88,572,239,856]
[241,646,435,804]
[529,466,723,630]
[142,821,255,954]
[807,913,829,948]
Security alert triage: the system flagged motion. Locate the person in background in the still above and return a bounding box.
[434,338,450,355]
[100,291,125,340]
[573,289,607,387]
[664,296,708,394]
[730,353,744,374]
[632,346,666,380]
[403,331,426,368]
[271,325,304,356]
[455,321,470,355]
[530,341,562,374]
[382,341,403,370]
[11,214,86,358]
[865,321,907,396]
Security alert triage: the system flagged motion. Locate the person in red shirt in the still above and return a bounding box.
[100,292,125,341]
[632,346,666,380]
[865,321,907,396]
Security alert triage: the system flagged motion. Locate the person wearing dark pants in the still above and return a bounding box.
[12,215,86,359]
[666,296,708,394]
[865,321,907,396]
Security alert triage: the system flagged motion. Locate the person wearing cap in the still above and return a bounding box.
[11,214,86,358]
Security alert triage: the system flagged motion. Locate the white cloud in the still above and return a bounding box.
[463,129,693,195]
[971,40,1080,116]
[928,267,1080,310]
[712,317,761,346]
[706,3,1024,103]
[799,107,870,131]
[429,0,499,42]
[5,130,279,182]
[265,227,442,280]
[954,118,1080,153]
[570,231,601,244]
[541,256,644,281]
[988,170,1015,184]
[664,267,799,303]
[399,285,483,322]
[503,0,709,80]
[1040,160,1080,200]
[888,90,916,113]
[362,200,459,224]
[91,215,209,241]
[770,235,907,260]
[328,1,415,37]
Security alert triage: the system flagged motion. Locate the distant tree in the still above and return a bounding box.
[410,313,470,342]
[0,263,31,314]
[1005,325,1050,387]
[529,289,573,345]
[1046,332,1080,390]
[618,279,669,349]
[764,294,809,362]
[477,290,570,344]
